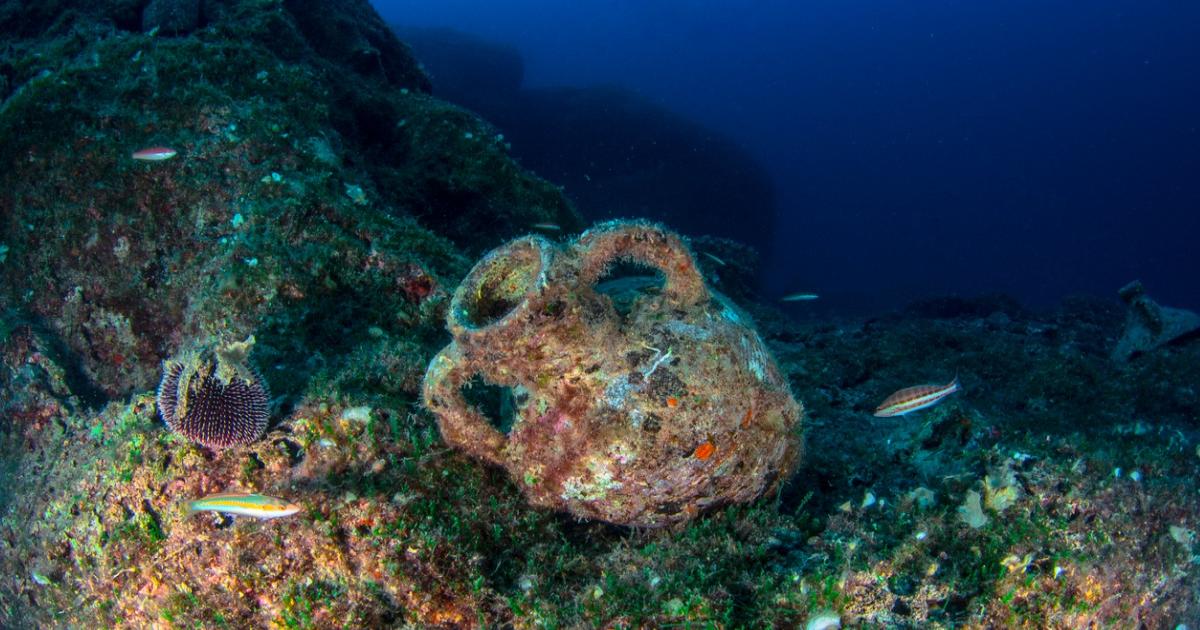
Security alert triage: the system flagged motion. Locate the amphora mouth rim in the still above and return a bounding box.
[448,235,552,335]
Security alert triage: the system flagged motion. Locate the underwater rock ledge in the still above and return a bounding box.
[0,0,580,402]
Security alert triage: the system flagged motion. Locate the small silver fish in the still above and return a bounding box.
[702,252,726,266]
[781,292,819,302]
[131,146,177,161]
[531,222,561,232]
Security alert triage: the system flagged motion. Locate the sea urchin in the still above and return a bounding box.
[157,337,270,449]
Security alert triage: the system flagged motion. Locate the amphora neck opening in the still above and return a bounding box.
[448,236,553,336]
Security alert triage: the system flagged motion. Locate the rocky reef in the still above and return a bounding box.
[0,0,580,402]
[1,1,1199,628]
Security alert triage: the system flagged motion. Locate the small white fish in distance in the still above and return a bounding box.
[781,292,819,302]
[874,377,961,417]
[131,146,178,161]
[531,222,561,232]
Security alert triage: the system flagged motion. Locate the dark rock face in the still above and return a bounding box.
[394,26,778,268]
[285,0,430,90]
[0,1,141,36]
[494,87,777,252]
[142,0,202,34]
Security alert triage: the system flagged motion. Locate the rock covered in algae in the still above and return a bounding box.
[424,220,803,527]
[0,0,578,403]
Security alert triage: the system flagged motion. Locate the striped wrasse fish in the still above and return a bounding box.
[873,377,960,417]
[186,492,301,519]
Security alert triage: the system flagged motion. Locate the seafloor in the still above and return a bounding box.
[1,1,1198,628]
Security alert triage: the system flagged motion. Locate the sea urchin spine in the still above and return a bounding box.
[156,338,270,449]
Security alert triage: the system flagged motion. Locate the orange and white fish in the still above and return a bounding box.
[131,146,178,161]
[873,377,960,417]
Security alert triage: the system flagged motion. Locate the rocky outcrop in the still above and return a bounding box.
[0,0,578,400]
[395,26,778,271]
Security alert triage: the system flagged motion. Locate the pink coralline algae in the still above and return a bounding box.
[424,220,802,527]
[397,262,437,303]
[157,337,269,449]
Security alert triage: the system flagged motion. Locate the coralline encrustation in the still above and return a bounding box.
[424,220,802,527]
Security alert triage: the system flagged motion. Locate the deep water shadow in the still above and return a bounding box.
[392,25,780,270]
[12,310,108,410]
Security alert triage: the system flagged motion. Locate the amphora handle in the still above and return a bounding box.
[422,344,506,467]
[574,221,708,308]
[446,236,554,342]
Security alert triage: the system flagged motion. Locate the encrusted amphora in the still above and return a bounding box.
[423,221,802,527]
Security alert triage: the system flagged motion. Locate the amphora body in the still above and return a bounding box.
[423,221,801,527]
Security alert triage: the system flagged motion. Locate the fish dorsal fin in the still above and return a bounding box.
[209,490,251,499]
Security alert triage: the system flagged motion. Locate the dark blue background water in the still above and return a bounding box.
[371,0,1200,313]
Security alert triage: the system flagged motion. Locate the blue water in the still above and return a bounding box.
[372,0,1200,313]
